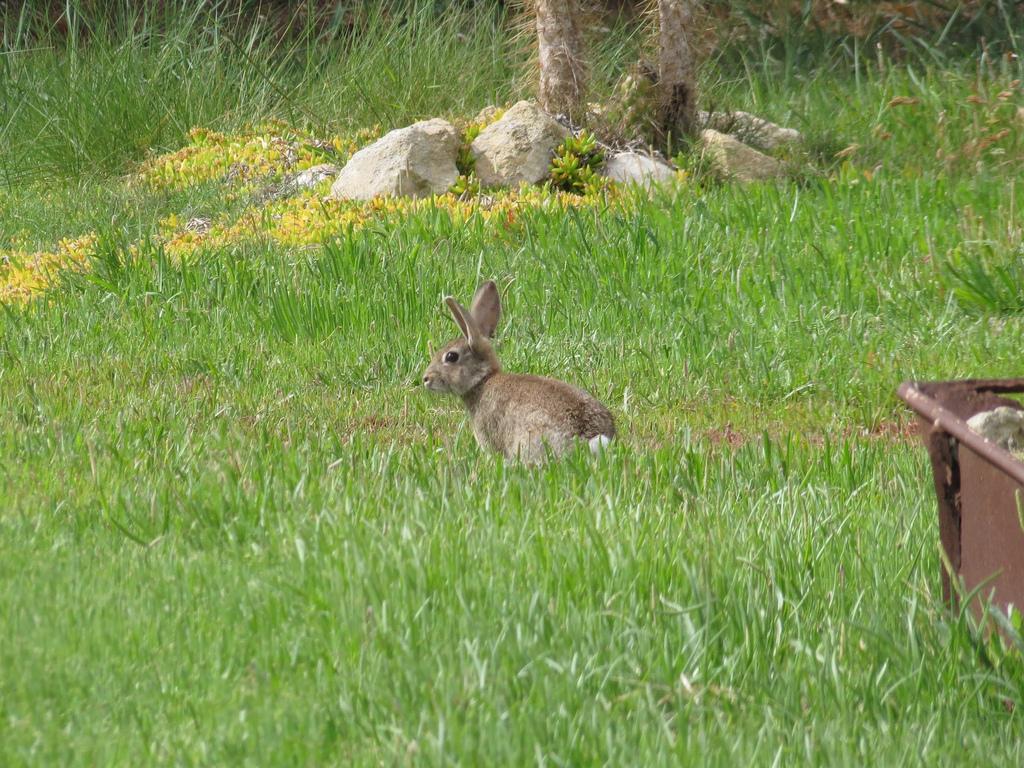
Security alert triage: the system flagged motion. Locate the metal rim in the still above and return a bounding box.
[897,380,1024,487]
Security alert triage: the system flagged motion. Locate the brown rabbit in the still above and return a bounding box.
[422,281,615,464]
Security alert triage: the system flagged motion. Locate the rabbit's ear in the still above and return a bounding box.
[470,281,501,339]
[445,296,484,349]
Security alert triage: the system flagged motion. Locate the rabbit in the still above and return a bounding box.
[422,280,615,464]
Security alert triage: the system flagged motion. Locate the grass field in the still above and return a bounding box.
[2,2,1024,765]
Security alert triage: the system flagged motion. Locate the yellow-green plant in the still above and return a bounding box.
[449,173,481,198]
[549,131,605,195]
[455,123,484,177]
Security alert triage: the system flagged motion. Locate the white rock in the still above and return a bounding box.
[471,100,569,187]
[329,119,459,201]
[700,129,785,182]
[699,110,802,151]
[967,407,1024,453]
[184,217,211,234]
[289,163,339,190]
[601,151,676,189]
[254,163,340,203]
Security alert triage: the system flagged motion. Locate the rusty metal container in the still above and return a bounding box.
[898,378,1024,617]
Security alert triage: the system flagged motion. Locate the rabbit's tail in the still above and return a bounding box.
[588,434,613,454]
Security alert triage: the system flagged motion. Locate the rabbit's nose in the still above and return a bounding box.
[422,374,431,385]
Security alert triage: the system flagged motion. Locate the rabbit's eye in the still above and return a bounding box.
[444,350,459,364]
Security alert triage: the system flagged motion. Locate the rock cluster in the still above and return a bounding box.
[322,100,800,201]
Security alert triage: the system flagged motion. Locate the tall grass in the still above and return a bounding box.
[0,1,515,182]
[4,0,1020,185]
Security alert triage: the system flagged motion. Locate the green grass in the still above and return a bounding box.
[2,2,1024,765]
[0,1,515,182]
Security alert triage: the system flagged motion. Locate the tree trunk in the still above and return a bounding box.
[656,0,698,145]
[535,0,587,119]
